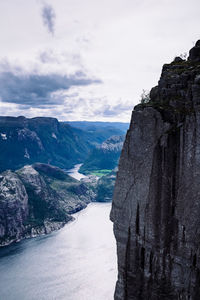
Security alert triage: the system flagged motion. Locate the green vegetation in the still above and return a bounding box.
[89,169,112,177]
[79,136,124,175]
[95,170,116,202]
[49,179,75,194]
[140,89,150,105]
[79,149,121,174]
[17,163,92,230]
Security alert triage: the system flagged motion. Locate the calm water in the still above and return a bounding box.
[66,164,86,180]
[0,203,117,300]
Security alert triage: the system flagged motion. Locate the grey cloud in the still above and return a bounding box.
[39,51,57,64]
[42,4,56,35]
[39,50,60,64]
[39,50,83,67]
[0,71,101,108]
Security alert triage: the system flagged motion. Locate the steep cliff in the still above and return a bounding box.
[0,171,28,246]
[0,163,94,246]
[110,41,200,299]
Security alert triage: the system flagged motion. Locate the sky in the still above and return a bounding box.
[0,0,199,122]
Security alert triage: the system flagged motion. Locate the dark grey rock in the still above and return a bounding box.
[189,40,200,62]
[111,41,200,299]
[173,56,184,63]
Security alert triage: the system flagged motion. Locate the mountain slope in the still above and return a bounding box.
[0,163,94,246]
[95,170,116,202]
[0,116,90,172]
[0,116,127,172]
[80,135,124,174]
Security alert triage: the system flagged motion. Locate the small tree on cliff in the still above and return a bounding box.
[140,89,150,104]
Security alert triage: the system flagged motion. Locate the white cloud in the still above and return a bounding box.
[0,0,200,121]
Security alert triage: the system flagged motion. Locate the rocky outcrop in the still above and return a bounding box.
[100,135,124,151]
[0,163,94,246]
[110,41,200,299]
[0,171,28,246]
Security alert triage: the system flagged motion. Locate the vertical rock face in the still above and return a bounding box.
[110,41,200,299]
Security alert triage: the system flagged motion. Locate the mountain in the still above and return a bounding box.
[0,116,128,246]
[79,135,124,203]
[0,116,128,172]
[95,170,116,202]
[66,121,129,133]
[111,41,200,299]
[0,163,94,247]
[0,116,93,172]
[79,135,124,174]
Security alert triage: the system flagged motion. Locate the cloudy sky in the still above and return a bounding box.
[0,0,199,122]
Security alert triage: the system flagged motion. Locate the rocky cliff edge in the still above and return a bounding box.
[111,41,200,299]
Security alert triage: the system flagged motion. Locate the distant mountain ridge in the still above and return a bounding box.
[66,121,129,133]
[0,116,125,172]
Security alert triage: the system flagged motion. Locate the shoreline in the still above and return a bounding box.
[0,163,112,248]
[0,164,90,248]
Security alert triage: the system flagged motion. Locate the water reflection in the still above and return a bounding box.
[0,203,117,300]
